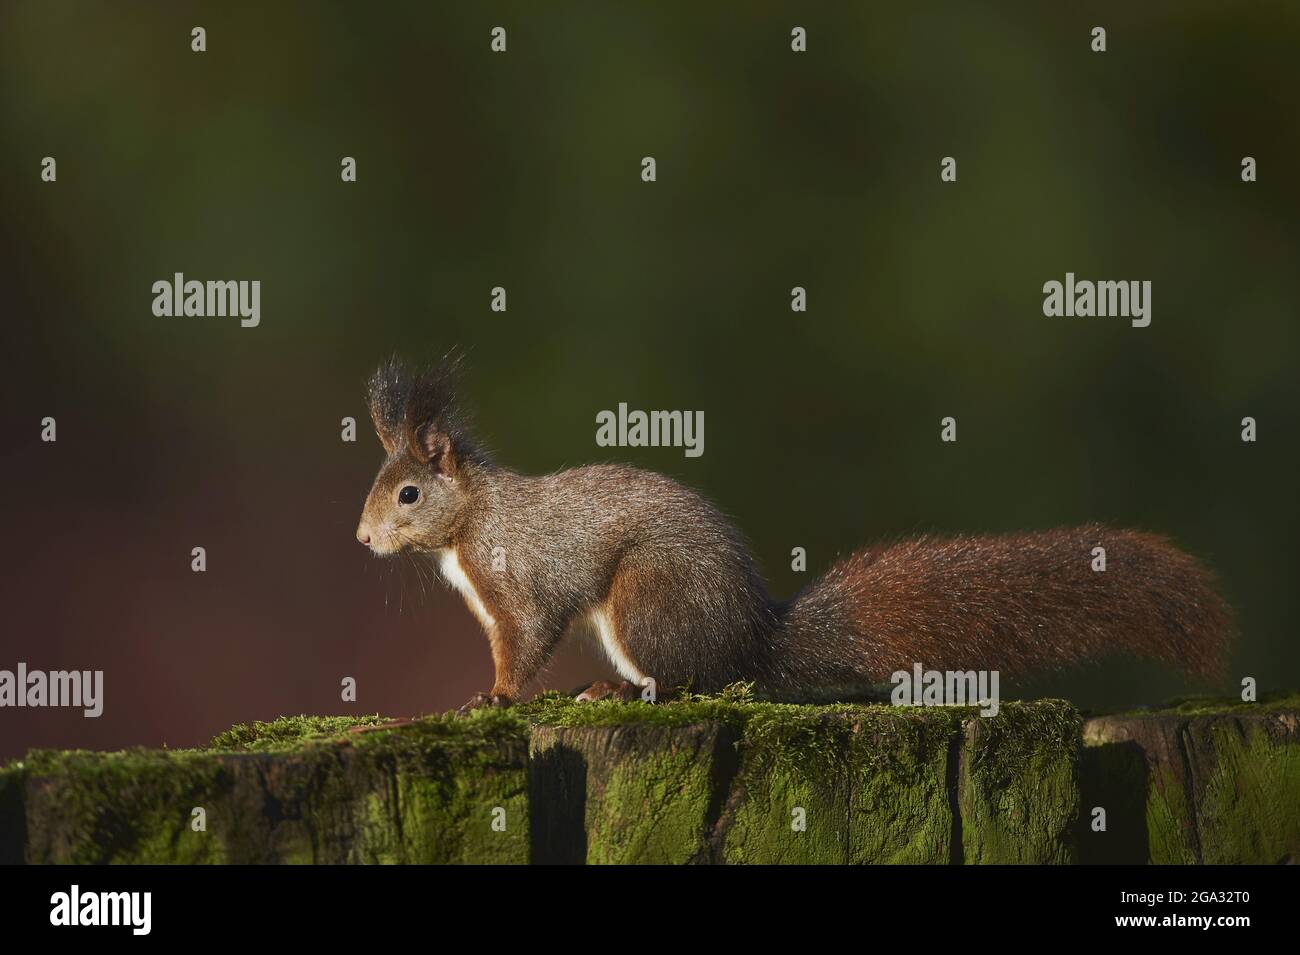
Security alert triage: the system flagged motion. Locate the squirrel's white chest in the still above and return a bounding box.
[436,548,496,629]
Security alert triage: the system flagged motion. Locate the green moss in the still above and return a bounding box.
[592,751,712,863]
[1101,692,1300,719]
[966,701,1079,787]
[528,722,733,864]
[207,714,392,751]
[847,707,959,864]
[342,710,531,863]
[723,709,853,864]
[519,690,987,864]
[723,706,964,864]
[518,690,745,728]
[959,701,1081,864]
[0,763,28,864]
[232,710,533,864]
[19,710,531,864]
[1079,704,1300,864]
[11,692,1292,865]
[521,692,969,865]
[1193,719,1300,864]
[21,748,230,864]
[1145,764,1199,865]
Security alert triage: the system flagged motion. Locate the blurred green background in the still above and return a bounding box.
[2,1,1297,758]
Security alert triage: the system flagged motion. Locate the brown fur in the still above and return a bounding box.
[356,358,1236,708]
[770,527,1233,700]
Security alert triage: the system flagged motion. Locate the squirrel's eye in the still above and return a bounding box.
[398,485,420,505]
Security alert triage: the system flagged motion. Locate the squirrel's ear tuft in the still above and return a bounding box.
[365,356,411,456]
[402,351,467,473]
[367,351,475,469]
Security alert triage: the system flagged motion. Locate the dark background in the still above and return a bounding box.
[2,2,1297,761]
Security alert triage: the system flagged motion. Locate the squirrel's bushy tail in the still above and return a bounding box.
[760,525,1234,701]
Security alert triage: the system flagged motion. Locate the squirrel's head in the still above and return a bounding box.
[356,354,483,556]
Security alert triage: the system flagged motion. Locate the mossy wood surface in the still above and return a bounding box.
[1079,699,1300,865]
[4,694,1297,864]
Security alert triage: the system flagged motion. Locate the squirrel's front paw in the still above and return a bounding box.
[456,691,512,716]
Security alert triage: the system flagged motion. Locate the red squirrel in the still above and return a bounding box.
[355,357,1234,712]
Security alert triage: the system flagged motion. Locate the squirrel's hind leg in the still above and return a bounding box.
[573,680,640,702]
